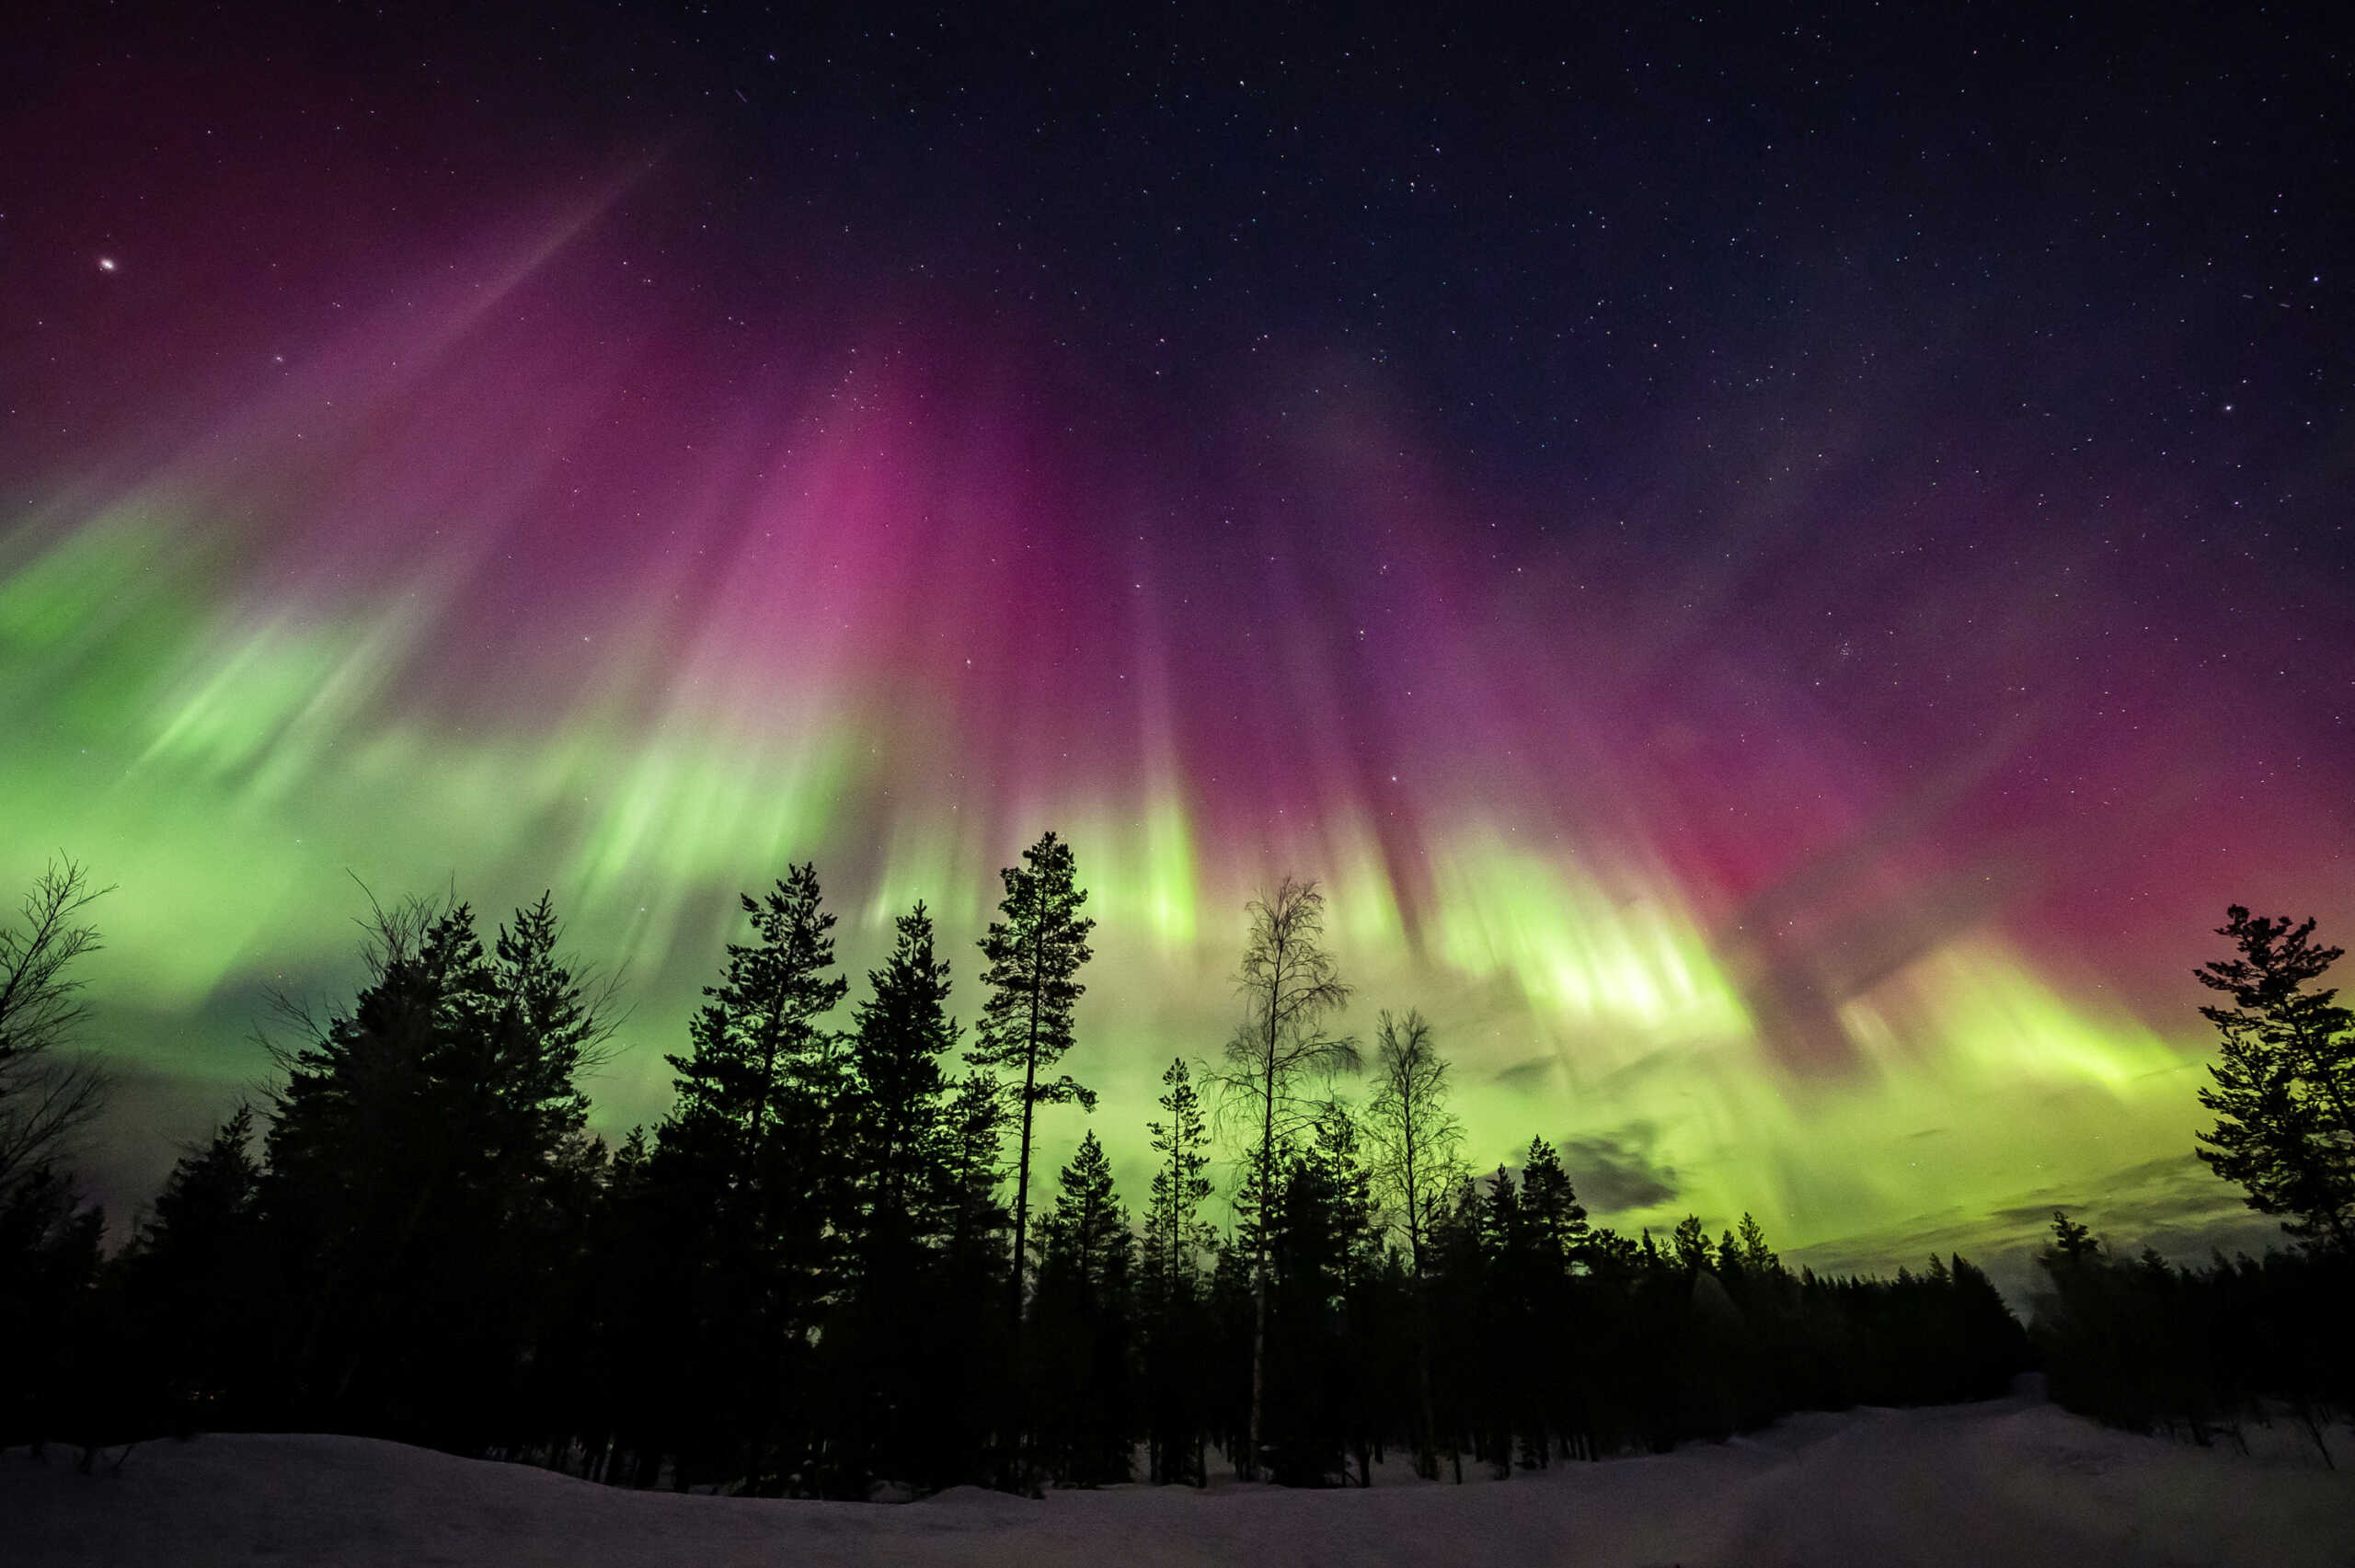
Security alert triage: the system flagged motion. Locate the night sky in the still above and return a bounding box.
[5,2,2349,1287]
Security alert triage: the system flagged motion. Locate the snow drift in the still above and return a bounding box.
[9,1391,2351,1567]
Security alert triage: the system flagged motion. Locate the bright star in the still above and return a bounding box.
[98,257,116,272]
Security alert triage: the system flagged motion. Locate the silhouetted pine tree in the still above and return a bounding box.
[1735,1213,1779,1273]
[971,832,1097,1332]
[844,902,957,1238]
[1141,1057,1216,1483]
[934,1070,1013,1259]
[2195,907,2355,1253]
[120,1106,264,1426]
[1029,1130,1133,1485]
[917,1070,1015,1488]
[833,901,959,1493]
[260,892,609,1448]
[1470,1164,1534,1473]
[1263,1100,1384,1484]
[1424,1173,1486,1481]
[1669,1213,1712,1274]
[645,866,848,1492]
[1512,1138,1588,1465]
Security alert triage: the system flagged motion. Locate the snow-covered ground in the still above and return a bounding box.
[10,1391,2352,1567]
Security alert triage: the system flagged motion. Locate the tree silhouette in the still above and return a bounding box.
[1141,1057,1216,1484]
[662,867,847,1175]
[121,1106,265,1421]
[649,865,849,1489]
[2195,906,2355,1253]
[971,832,1097,1327]
[0,858,110,1450]
[834,901,960,1491]
[1517,1138,1589,1273]
[261,891,612,1445]
[1362,1008,1465,1477]
[1030,1129,1133,1484]
[1145,1057,1216,1289]
[932,1070,1012,1265]
[918,1069,1016,1486]
[845,902,957,1233]
[0,838,2147,1494]
[0,858,110,1199]
[1671,1214,1712,1274]
[1212,876,1358,1479]
[1263,1100,1384,1483]
[1735,1213,1778,1274]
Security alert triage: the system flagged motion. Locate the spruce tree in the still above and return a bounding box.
[2194,906,2355,1252]
[845,902,957,1234]
[663,866,848,1171]
[920,1070,1015,1486]
[971,831,1097,1323]
[1514,1137,1588,1466]
[261,892,610,1445]
[1735,1213,1780,1275]
[1472,1164,1534,1473]
[834,902,960,1492]
[651,865,849,1489]
[933,1070,1011,1265]
[1270,1101,1383,1483]
[1040,1130,1131,1304]
[1143,1057,1216,1308]
[1141,1057,1215,1484]
[1422,1173,1487,1482]
[122,1106,264,1418]
[1031,1129,1134,1483]
[1517,1137,1589,1273]
[1480,1166,1526,1268]
[1671,1214,1713,1273]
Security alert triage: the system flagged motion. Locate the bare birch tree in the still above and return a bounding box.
[1363,1008,1466,1478]
[0,858,110,1196]
[1211,876,1357,1479]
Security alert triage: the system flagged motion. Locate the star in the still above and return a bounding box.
[97,257,116,271]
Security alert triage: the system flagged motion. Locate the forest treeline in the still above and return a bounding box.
[0,848,2346,1487]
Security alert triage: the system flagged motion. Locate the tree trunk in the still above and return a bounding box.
[1414,1269,1438,1480]
[1010,1063,1036,1325]
[1246,1046,1276,1481]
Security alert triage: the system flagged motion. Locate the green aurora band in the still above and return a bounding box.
[1,211,2323,1287]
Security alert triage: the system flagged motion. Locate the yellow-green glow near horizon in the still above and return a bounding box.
[2,210,2331,1285]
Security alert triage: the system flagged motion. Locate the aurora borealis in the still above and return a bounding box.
[5,5,2349,1287]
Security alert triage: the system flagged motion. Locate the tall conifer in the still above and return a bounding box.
[651,865,848,1488]
[1032,1129,1133,1484]
[1142,1056,1216,1484]
[971,832,1097,1322]
[2195,906,2355,1253]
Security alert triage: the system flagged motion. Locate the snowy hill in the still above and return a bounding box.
[9,1391,2352,1567]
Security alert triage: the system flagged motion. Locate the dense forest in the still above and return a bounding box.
[1,846,2348,1489]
